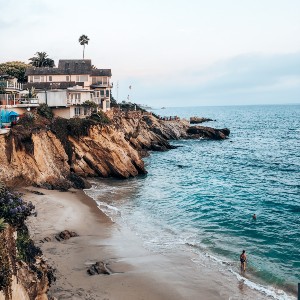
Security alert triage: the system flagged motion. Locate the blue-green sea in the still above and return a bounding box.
[86,104,299,299]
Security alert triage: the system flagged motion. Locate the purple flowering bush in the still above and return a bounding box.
[0,190,35,228]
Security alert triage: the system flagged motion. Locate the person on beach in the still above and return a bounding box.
[240,250,247,271]
[252,214,257,220]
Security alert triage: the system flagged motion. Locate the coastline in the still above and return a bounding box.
[23,186,275,300]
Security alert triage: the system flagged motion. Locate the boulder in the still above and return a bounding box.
[87,261,111,275]
[54,230,78,242]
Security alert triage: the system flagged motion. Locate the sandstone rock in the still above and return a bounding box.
[0,113,230,186]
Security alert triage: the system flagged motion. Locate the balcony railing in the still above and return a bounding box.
[0,81,23,90]
[67,100,81,105]
[0,98,39,106]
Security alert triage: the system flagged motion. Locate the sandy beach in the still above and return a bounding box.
[22,187,269,300]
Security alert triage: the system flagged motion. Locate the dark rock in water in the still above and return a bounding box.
[87,261,111,275]
[190,117,214,124]
[186,126,230,140]
[54,230,78,242]
[69,173,92,189]
[177,164,188,168]
[150,141,176,151]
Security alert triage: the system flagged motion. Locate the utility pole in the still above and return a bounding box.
[128,85,132,102]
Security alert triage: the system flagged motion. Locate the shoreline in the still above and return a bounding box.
[24,187,291,300]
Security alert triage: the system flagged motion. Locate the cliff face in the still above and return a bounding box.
[0,113,229,187]
[0,131,69,187]
[0,226,51,300]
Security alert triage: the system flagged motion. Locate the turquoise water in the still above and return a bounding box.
[86,104,300,298]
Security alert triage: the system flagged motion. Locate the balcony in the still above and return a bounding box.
[0,81,23,91]
[90,82,111,89]
[67,99,81,106]
[0,98,40,107]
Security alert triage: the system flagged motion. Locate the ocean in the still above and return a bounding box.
[85,104,299,299]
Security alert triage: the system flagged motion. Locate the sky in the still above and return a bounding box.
[0,0,300,107]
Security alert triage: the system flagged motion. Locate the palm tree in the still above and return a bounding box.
[79,35,90,59]
[29,52,55,67]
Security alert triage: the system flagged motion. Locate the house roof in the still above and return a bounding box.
[91,69,112,76]
[25,59,111,77]
[58,59,92,73]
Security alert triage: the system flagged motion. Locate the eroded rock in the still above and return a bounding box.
[186,126,230,140]
[54,230,79,242]
[87,261,111,276]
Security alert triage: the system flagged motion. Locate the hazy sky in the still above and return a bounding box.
[1,0,299,107]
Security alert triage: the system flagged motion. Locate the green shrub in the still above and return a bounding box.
[17,113,35,128]
[90,111,111,124]
[81,100,98,111]
[37,103,53,120]
[16,226,42,264]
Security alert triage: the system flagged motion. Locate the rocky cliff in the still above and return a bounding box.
[0,112,229,188]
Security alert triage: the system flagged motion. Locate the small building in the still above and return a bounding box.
[25,59,112,112]
[36,86,94,119]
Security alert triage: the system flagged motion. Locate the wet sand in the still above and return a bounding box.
[24,187,268,300]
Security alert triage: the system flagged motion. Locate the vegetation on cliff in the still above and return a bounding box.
[0,183,54,299]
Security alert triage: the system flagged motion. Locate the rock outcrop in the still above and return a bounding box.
[190,117,214,124]
[0,112,229,187]
[186,126,230,140]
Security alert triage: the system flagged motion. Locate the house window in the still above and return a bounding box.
[66,76,70,81]
[103,77,108,85]
[29,76,33,83]
[49,76,52,81]
[75,75,88,82]
[92,77,96,84]
[74,107,81,116]
[34,76,40,82]
[100,90,104,96]
[106,90,109,97]
[40,76,44,82]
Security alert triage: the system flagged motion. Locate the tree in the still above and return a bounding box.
[0,61,29,82]
[28,52,55,68]
[78,35,90,59]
